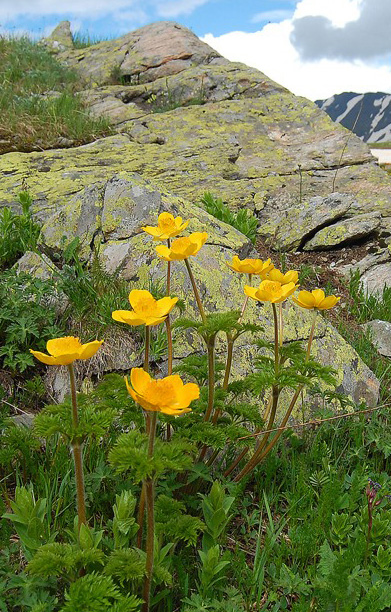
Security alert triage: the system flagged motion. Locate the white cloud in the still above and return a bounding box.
[294,0,361,27]
[202,0,391,101]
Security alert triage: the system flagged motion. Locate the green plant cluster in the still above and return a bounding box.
[199,192,258,244]
[0,35,111,153]
[0,192,41,269]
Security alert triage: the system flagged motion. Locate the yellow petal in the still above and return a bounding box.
[158,212,175,226]
[155,296,178,317]
[142,225,161,237]
[156,244,174,260]
[144,316,168,326]
[296,291,316,308]
[318,295,340,310]
[244,285,259,300]
[112,310,147,326]
[78,340,103,360]
[130,368,152,396]
[312,289,325,305]
[292,296,313,309]
[53,353,80,365]
[128,289,155,311]
[253,289,273,302]
[30,350,58,365]
[175,382,200,408]
[47,336,81,357]
[283,270,299,284]
[281,282,297,299]
[160,405,192,416]
[268,269,284,283]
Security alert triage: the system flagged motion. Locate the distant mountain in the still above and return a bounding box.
[316,92,391,143]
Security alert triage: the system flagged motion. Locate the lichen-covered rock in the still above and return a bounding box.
[360,262,391,295]
[258,193,355,252]
[27,172,379,410]
[40,20,73,53]
[45,21,221,87]
[303,212,381,251]
[15,250,54,280]
[362,320,391,357]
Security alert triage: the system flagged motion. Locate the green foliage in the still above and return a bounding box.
[33,399,118,443]
[155,495,204,546]
[0,36,111,152]
[200,482,234,551]
[0,268,63,372]
[111,490,138,549]
[348,269,391,323]
[56,241,131,333]
[72,32,110,48]
[199,192,258,244]
[0,192,41,268]
[109,431,194,482]
[60,572,142,611]
[3,486,53,559]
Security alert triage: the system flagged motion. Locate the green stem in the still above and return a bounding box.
[166,241,173,440]
[232,308,318,479]
[204,339,216,422]
[198,338,216,463]
[184,258,206,323]
[144,326,150,373]
[142,412,157,612]
[233,304,280,482]
[67,364,87,532]
[279,303,283,347]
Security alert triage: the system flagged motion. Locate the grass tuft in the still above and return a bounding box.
[0,35,112,153]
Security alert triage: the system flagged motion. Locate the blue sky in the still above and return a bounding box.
[1,0,391,101]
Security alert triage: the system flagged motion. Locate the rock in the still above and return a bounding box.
[339,247,391,278]
[42,21,220,87]
[15,250,54,280]
[360,263,391,295]
[258,193,355,252]
[14,251,69,316]
[41,21,73,53]
[303,212,381,251]
[362,320,391,357]
[79,89,146,125]
[33,172,380,410]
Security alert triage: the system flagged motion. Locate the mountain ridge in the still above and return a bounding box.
[316,91,391,143]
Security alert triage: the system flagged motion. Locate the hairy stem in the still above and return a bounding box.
[184,258,206,323]
[67,364,87,532]
[144,326,150,373]
[142,412,157,612]
[233,304,280,482]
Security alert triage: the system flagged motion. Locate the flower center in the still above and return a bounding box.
[262,280,283,297]
[134,296,156,314]
[160,218,175,231]
[147,379,176,405]
[171,237,190,252]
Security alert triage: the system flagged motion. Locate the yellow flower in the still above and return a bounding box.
[125,368,199,416]
[244,279,297,304]
[226,255,274,277]
[112,290,178,327]
[267,268,299,285]
[292,289,340,310]
[156,232,208,261]
[30,336,103,366]
[142,212,189,241]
